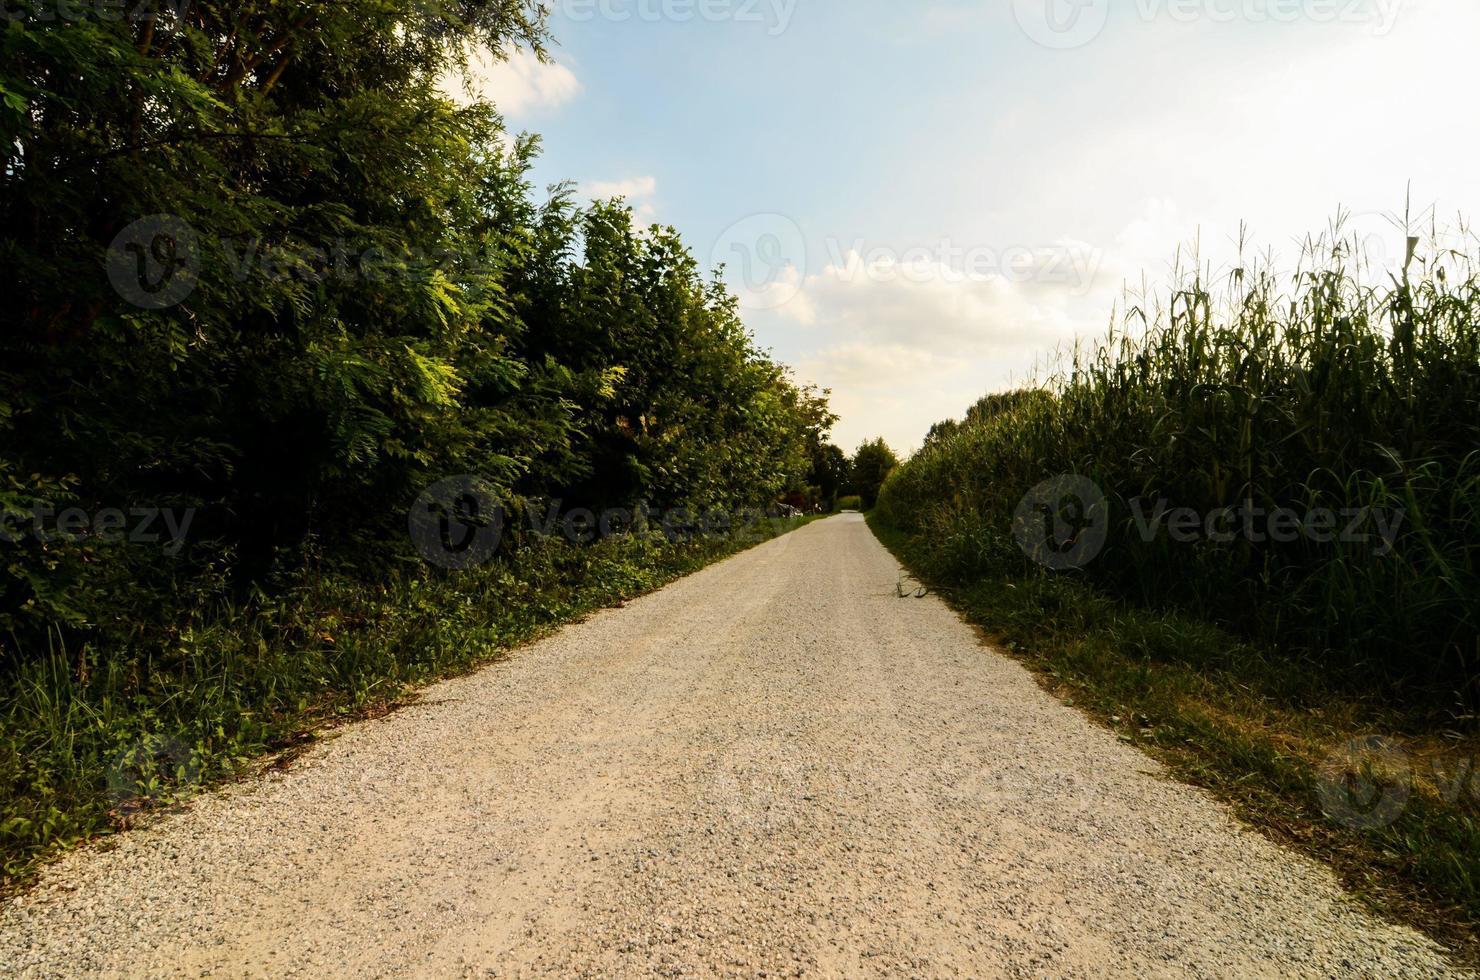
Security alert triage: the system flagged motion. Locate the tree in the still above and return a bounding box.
[0,1,831,649]
[807,442,851,512]
[850,439,899,511]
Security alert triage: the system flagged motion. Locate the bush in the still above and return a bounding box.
[1,3,833,655]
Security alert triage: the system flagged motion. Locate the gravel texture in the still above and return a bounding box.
[0,514,1465,977]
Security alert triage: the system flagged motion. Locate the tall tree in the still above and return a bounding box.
[850,439,900,511]
[808,442,851,512]
[0,2,831,647]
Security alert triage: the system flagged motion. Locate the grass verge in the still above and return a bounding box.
[870,512,1480,966]
[0,516,816,892]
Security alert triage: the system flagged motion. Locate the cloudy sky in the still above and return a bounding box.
[460,0,1478,453]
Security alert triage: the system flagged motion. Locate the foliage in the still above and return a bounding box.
[872,224,1480,940]
[879,220,1480,699]
[850,438,899,511]
[807,442,851,512]
[923,390,1053,447]
[0,2,831,642]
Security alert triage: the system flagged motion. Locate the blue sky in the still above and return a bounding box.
[461,0,1478,452]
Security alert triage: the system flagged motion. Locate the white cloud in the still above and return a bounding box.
[443,48,581,116]
[797,344,991,456]
[522,0,1480,454]
[769,249,1115,452]
[800,343,953,390]
[781,250,1094,352]
[581,176,657,200]
[580,175,659,223]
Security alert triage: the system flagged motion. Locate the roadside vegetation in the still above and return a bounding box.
[0,4,844,882]
[0,514,814,888]
[874,220,1480,953]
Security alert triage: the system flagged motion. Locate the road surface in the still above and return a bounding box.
[0,515,1460,977]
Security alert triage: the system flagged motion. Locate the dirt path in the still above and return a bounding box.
[0,515,1462,977]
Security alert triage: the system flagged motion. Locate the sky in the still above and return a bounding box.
[459,0,1479,454]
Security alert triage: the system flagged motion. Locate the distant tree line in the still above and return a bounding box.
[794,438,899,513]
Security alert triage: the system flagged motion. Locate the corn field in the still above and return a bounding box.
[879,216,1480,701]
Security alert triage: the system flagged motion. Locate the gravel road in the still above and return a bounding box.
[0,514,1464,977]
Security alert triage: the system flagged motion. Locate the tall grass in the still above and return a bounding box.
[880,215,1480,702]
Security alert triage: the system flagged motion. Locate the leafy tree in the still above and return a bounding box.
[808,442,851,512]
[850,439,899,511]
[0,0,835,880]
[0,2,831,651]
